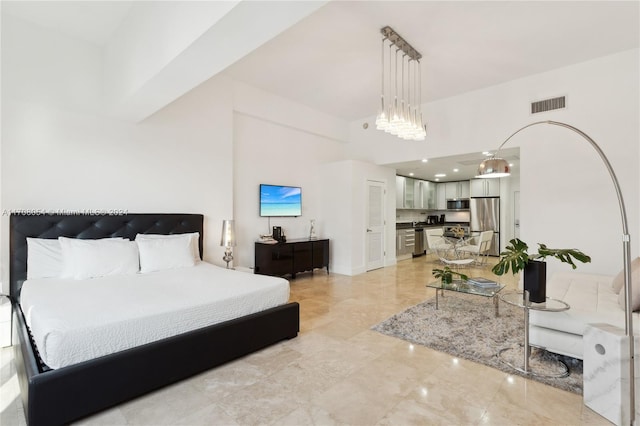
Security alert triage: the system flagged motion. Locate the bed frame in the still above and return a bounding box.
[9,213,300,426]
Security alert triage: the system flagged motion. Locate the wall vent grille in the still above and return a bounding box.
[531,96,566,114]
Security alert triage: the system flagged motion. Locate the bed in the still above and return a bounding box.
[9,213,300,426]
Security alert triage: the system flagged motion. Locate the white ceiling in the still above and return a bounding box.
[386,147,520,182]
[3,1,133,46]
[2,1,638,180]
[224,1,639,121]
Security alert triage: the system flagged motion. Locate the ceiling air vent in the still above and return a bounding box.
[531,96,566,114]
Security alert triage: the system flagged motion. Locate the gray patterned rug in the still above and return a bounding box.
[372,292,583,394]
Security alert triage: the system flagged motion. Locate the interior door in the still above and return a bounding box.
[366,180,385,271]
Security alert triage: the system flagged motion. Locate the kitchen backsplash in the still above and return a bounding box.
[396,210,470,223]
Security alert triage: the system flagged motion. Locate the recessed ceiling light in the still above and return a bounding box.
[482,151,491,156]
[509,163,514,167]
[409,172,414,176]
[434,178,440,182]
[453,168,459,173]
[435,173,446,177]
[421,158,428,163]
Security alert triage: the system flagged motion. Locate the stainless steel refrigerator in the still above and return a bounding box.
[470,197,500,256]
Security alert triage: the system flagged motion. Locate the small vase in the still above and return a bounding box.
[524,260,547,303]
[309,219,317,240]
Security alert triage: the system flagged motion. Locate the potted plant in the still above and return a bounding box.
[432,266,468,285]
[492,238,591,302]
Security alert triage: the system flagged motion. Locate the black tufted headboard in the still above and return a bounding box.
[9,213,204,300]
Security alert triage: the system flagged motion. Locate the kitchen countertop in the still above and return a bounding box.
[396,222,470,230]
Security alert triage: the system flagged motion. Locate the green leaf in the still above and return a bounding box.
[536,244,591,269]
[492,238,591,276]
[492,238,530,275]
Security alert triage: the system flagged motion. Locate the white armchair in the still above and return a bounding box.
[458,230,494,265]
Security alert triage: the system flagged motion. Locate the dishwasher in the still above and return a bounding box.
[413,228,425,257]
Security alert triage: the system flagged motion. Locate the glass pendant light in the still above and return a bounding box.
[376,26,426,141]
[388,49,401,135]
[375,36,388,130]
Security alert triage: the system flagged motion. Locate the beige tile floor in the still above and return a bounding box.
[1,255,610,425]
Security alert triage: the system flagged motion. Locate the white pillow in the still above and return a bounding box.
[135,232,200,262]
[27,238,63,279]
[136,234,196,273]
[59,237,139,280]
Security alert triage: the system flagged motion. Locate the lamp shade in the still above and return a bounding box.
[477,157,510,178]
[220,220,236,247]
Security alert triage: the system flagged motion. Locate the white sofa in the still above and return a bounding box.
[529,271,640,359]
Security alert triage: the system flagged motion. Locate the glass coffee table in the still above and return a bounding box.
[426,279,505,317]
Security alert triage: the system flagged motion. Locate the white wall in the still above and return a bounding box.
[350,49,640,277]
[1,11,387,287]
[320,160,396,275]
[1,16,237,291]
[232,111,346,268]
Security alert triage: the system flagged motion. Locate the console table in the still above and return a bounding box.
[254,238,329,278]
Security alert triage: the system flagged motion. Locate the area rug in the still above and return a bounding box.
[372,292,583,394]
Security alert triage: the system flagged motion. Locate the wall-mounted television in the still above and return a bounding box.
[259,184,302,217]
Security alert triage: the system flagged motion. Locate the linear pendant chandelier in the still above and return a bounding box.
[375,26,426,141]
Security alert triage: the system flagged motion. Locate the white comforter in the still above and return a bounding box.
[20,262,290,369]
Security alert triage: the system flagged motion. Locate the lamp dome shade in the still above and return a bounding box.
[477,158,510,178]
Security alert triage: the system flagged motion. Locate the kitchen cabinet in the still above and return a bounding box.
[396,176,405,208]
[396,175,421,209]
[397,176,438,210]
[396,228,415,259]
[404,177,415,208]
[470,179,500,197]
[396,175,416,208]
[436,183,446,209]
[424,181,437,209]
[415,180,436,209]
[445,181,470,199]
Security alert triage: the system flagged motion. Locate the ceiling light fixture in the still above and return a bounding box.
[435,173,446,177]
[375,26,426,141]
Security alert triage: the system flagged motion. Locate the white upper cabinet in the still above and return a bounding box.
[396,176,405,208]
[470,178,500,197]
[396,176,416,208]
[404,177,415,208]
[417,180,436,209]
[397,176,437,209]
[445,181,470,199]
[436,183,446,209]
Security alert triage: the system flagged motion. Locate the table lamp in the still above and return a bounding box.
[220,219,236,269]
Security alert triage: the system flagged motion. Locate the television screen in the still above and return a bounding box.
[260,184,302,217]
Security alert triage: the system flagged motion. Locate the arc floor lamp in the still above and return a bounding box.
[477,120,634,424]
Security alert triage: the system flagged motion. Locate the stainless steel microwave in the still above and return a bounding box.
[446,199,470,210]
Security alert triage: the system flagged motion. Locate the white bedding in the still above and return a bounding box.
[19,262,290,369]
